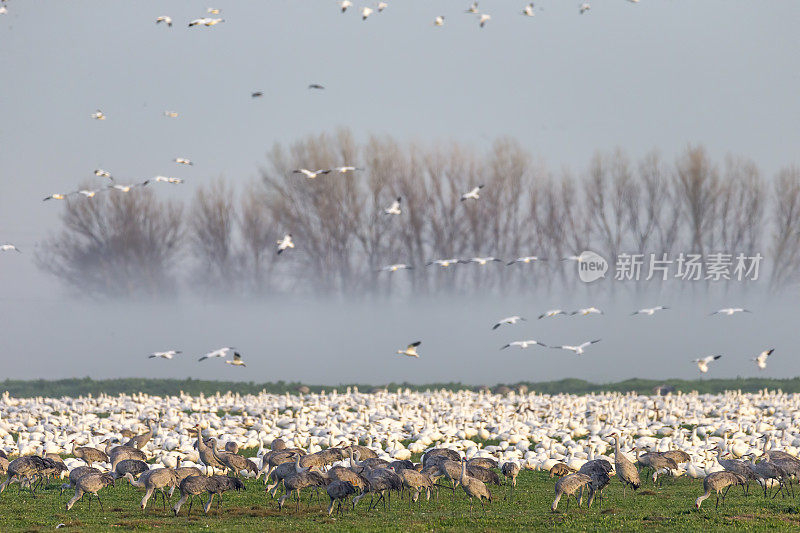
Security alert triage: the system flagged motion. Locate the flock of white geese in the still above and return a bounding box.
[1,387,799,515]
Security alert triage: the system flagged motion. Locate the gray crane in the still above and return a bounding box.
[205,475,245,513]
[124,468,177,511]
[278,469,327,511]
[113,459,149,480]
[65,472,115,511]
[168,466,203,498]
[578,459,612,509]
[172,475,214,516]
[70,441,109,468]
[124,420,155,450]
[501,461,520,499]
[551,473,592,511]
[194,425,226,475]
[1,456,61,495]
[458,458,491,514]
[695,471,746,509]
[745,456,788,498]
[327,480,358,516]
[468,457,499,469]
[612,433,640,496]
[549,462,576,477]
[391,466,435,505]
[209,439,258,478]
[353,468,402,511]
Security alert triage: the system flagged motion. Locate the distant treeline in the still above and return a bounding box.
[37,130,800,296]
[3,377,800,398]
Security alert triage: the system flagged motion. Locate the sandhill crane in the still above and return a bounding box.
[113,459,149,480]
[551,472,591,511]
[578,459,612,508]
[612,433,640,496]
[695,471,746,509]
[393,467,434,504]
[459,458,491,513]
[124,421,155,449]
[631,305,669,316]
[466,464,500,486]
[492,316,525,329]
[224,441,239,454]
[168,466,203,498]
[460,185,484,201]
[60,466,100,495]
[501,462,520,499]
[397,341,421,358]
[637,449,678,487]
[422,448,460,466]
[662,450,691,464]
[710,307,751,316]
[753,349,775,370]
[66,472,115,510]
[278,469,327,511]
[173,475,213,516]
[210,439,258,477]
[468,457,498,470]
[194,425,226,475]
[384,197,402,215]
[70,441,109,468]
[277,234,294,254]
[0,456,9,477]
[354,468,402,511]
[124,468,177,511]
[107,444,147,470]
[327,480,358,515]
[694,355,722,373]
[745,455,788,498]
[715,449,757,496]
[1,456,63,494]
[205,475,245,512]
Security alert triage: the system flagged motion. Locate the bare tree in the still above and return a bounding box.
[189,179,236,292]
[769,166,800,290]
[239,184,275,294]
[673,145,721,255]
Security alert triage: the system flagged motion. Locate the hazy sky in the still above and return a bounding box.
[1,1,798,384]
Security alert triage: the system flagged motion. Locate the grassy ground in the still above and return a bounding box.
[2,472,800,532]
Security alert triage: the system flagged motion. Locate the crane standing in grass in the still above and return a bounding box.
[695,471,747,509]
[612,433,640,496]
[551,473,592,511]
[459,457,491,514]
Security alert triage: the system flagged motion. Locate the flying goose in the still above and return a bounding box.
[579,3,591,14]
[174,157,193,166]
[339,0,352,13]
[43,193,72,201]
[90,110,106,120]
[251,91,263,98]
[753,349,774,370]
[426,258,459,268]
[507,256,544,265]
[308,84,325,90]
[110,181,149,192]
[0,244,21,253]
[631,306,669,316]
[492,316,525,330]
[380,264,412,272]
[397,341,421,358]
[478,13,491,27]
[460,185,484,201]
[465,2,479,14]
[207,8,220,14]
[94,169,113,179]
[463,257,502,265]
[384,197,402,215]
[225,352,246,367]
[571,307,603,316]
[332,166,361,173]
[434,15,445,26]
[293,168,330,179]
[693,355,721,373]
[199,347,235,362]
[551,340,601,355]
[155,16,172,26]
[78,189,101,198]
[277,234,294,254]
[153,176,183,184]
[501,340,547,350]
[189,17,224,26]
[163,111,179,118]
[709,308,751,316]
[361,6,373,20]
[538,309,565,319]
[377,2,388,12]
[522,3,535,16]
[149,350,181,359]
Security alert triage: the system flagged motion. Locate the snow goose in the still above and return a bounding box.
[397,342,421,358]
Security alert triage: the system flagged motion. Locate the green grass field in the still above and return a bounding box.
[2,471,800,532]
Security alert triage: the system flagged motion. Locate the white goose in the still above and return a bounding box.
[434,15,445,26]
[339,0,352,13]
[90,110,106,120]
[463,257,502,266]
[277,234,294,254]
[110,181,149,192]
[538,309,565,319]
[384,197,402,215]
[199,347,236,362]
[174,157,193,166]
[507,255,544,265]
[397,341,421,358]
[522,3,535,16]
[501,340,547,350]
[551,339,601,355]
[380,264,412,272]
[579,3,591,14]
[426,258,459,268]
[43,193,72,201]
[631,306,669,316]
[693,355,721,373]
[571,307,603,316]
[492,316,525,330]
[361,6,373,20]
[709,308,751,316]
[465,2,479,14]
[753,349,774,370]
[225,352,246,367]
[478,13,491,27]
[460,185,484,201]
[149,350,181,360]
[155,16,172,27]
[153,176,183,184]
[0,244,21,253]
[293,168,330,179]
[163,111,178,118]
[333,166,362,174]
[94,169,112,179]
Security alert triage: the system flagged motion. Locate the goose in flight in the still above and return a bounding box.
[361,7,373,20]
[478,13,491,27]
[397,341,421,358]
[384,197,402,215]
[155,16,172,27]
[199,347,235,362]
[149,350,181,359]
[538,309,565,319]
[277,234,294,254]
[333,166,361,173]
[709,308,751,316]
[78,189,101,198]
[579,3,591,14]
[434,15,445,26]
[507,256,545,265]
[571,307,603,316]
[225,352,246,367]
[463,257,502,265]
[522,3,535,16]
[0,244,21,253]
[501,340,547,350]
[163,111,179,118]
[207,8,220,14]
[693,355,721,373]
[380,264,412,272]
[153,176,184,184]
[466,2,479,14]
[110,181,149,192]
[551,339,601,355]
[460,185,484,201]
[561,254,583,262]
[631,306,669,316]
[94,169,113,179]
[91,110,106,120]
[189,17,224,27]
[293,168,330,179]
[492,316,525,329]
[308,84,325,90]
[0,5,6,15]
[426,258,459,268]
[339,0,352,13]
[377,2,388,12]
[753,349,774,370]
[174,157,193,166]
[43,193,72,201]
[251,91,263,98]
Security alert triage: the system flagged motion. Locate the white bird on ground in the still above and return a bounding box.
[199,347,235,362]
[507,256,545,265]
[478,13,491,27]
[332,166,362,174]
[579,3,591,14]
[293,168,331,179]
[149,350,181,360]
[361,7,373,20]
[501,340,547,350]
[153,176,183,184]
[380,264,412,272]
[78,189,101,198]
[571,307,603,316]
[434,15,445,26]
[538,309,565,319]
[43,193,72,201]
[91,110,106,120]
[710,308,751,316]
[377,2,388,12]
[693,355,722,373]
[174,158,193,166]
[522,3,535,16]
[631,306,669,316]
[155,16,172,27]
[225,352,246,367]
[384,198,402,215]
[397,341,421,358]
[0,244,21,253]
[110,181,149,192]
[551,340,601,355]
[339,0,352,13]
[460,185,484,201]
[163,111,178,118]
[753,349,774,370]
[465,2,479,14]
[492,316,525,330]
[463,257,502,266]
[94,169,113,179]
[426,258,459,268]
[277,234,294,254]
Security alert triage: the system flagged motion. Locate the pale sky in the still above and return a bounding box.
[0,1,798,383]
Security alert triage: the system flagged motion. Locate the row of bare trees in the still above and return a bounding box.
[37,130,800,297]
